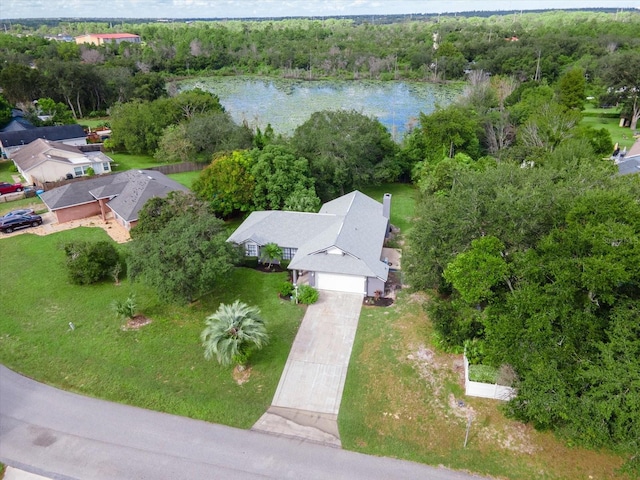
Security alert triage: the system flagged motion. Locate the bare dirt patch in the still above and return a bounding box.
[233,365,252,385]
[121,315,152,331]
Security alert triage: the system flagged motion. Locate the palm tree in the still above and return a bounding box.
[201,300,269,367]
[261,242,283,269]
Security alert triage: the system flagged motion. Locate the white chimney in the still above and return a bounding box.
[383,193,391,219]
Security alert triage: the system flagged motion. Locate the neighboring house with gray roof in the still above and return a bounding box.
[0,124,86,158]
[10,138,113,185]
[39,169,190,231]
[228,191,392,295]
[616,137,640,175]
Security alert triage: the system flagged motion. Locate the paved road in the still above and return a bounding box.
[0,365,487,480]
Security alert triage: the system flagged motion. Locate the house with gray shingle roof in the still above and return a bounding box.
[227,191,392,295]
[616,137,640,175]
[0,124,86,158]
[39,169,190,231]
[10,138,113,185]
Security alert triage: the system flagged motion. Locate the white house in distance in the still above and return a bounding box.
[228,191,392,296]
[10,139,113,185]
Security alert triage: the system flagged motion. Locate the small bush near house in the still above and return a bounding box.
[279,281,294,298]
[64,240,121,285]
[297,284,319,304]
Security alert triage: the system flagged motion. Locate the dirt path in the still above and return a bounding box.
[1,212,130,243]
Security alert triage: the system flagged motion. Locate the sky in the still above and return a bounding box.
[1,0,636,20]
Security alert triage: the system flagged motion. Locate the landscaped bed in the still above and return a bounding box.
[0,227,304,428]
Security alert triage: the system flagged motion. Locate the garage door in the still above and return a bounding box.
[316,272,366,294]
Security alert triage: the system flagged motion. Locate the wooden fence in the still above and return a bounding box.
[147,162,205,175]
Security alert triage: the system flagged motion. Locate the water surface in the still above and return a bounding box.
[178,77,462,139]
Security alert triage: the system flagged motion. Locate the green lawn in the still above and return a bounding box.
[581,116,636,151]
[0,159,18,183]
[167,170,201,189]
[0,228,303,428]
[361,183,418,237]
[79,118,110,129]
[107,152,158,171]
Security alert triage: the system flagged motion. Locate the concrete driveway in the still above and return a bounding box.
[253,291,363,446]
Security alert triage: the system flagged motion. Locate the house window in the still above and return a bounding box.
[245,243,258,257]
[282,247,297,260]
[74,166,83,177]
[102,162,110,172]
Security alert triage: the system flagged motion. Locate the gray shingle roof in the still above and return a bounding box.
[228,191,389,280]
[617,137,640,175]
[10,138,88,171]
[40,169,190,222]
[0,125,86,148]
[618,157,640,175]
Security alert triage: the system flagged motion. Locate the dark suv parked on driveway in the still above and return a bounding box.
[0,214,43,233]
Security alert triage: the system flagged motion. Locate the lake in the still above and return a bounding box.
[177,77,463,140]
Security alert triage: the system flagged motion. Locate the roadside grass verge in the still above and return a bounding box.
[339,291,630,479]
[0,227,303,428]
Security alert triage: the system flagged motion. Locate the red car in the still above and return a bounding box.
[0,182,23,195]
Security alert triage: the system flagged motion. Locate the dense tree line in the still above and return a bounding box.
[403,68,639,471]
[0,11,639,122]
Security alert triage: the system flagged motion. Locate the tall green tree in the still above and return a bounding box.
[185,112,254,161]
[250,144,319,211]
[191,150,255,217]
[599,51,640,130]
[414,105,481,163]
[0,94,12,128]
[128,196,238,303]
[291,110,397,201]
[557,67,586,111]
[201,300,269,367]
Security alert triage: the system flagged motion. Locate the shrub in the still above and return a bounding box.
[113,294,136,320]
[468,364,498,383]
[279,281,294,297]
[64,240,121,285]
[297,284,319,304]
[425,295,484,349]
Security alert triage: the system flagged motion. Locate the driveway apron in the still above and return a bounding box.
[252,291,363,447]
